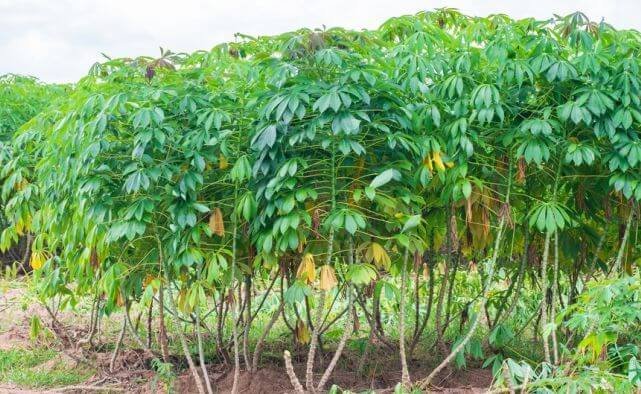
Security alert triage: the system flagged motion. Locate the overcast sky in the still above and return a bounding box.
[1,0,640,83]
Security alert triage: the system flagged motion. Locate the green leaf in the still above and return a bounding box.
[401,214,421,233]
[370,169,400,189]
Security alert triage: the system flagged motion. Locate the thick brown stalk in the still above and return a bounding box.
[284,350,305,393]
[146,298,153,349]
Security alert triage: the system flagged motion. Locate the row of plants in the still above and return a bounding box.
[1,9,640,392]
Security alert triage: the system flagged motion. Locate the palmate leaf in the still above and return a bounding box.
[364,242,391,269]
[565,143,598,166]
[528,203,573,233]
[326,209,366,235]
[284,280,311,305]
[250,125,277,150]
[347,263,377,285]
[516,136,552,165]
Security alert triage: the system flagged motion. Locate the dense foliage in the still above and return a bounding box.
[1,9,640,393]
[0,75,66,264]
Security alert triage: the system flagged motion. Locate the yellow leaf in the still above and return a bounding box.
[423,155,433,172]
[296,320,310,344]
[30,252,45,270]
[432,151,446,171]
[178,289,191,313]
[365,242,391,270]
[296,253,316,284]
[319,265,337,290]
[209,208,225,236]
[219,155,229,170]
[116,291,125,307]
[15,219,24,236]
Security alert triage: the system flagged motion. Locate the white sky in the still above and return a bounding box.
[1,0,640,83]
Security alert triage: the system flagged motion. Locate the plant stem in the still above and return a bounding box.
[419,157,513,389]
[157,235,206,394]
[316,240,355,391]
[196,266,214,394]
[230,185,240,394]
[305,143,337,392]
[613,207,634,275]
[551,230,559,365]
[399,247,411,387]
[540,230,552,364]
[109,316,127,372]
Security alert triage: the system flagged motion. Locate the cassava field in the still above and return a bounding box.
[1,8,641,393]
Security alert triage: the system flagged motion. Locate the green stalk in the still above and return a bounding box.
[540,161,563,364]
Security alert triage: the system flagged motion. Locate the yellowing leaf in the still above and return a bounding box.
[209,207,225,236]
[432,151,446,171]
[296,253,316,284]
[219,154,229,170]
[295,320,311,344]
[30,252,45,270]
[365,242,391,270]
[319,265,337,290]
[423,155,433,172]
[178,289,191,313]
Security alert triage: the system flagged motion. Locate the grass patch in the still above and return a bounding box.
[0,348,92,388]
